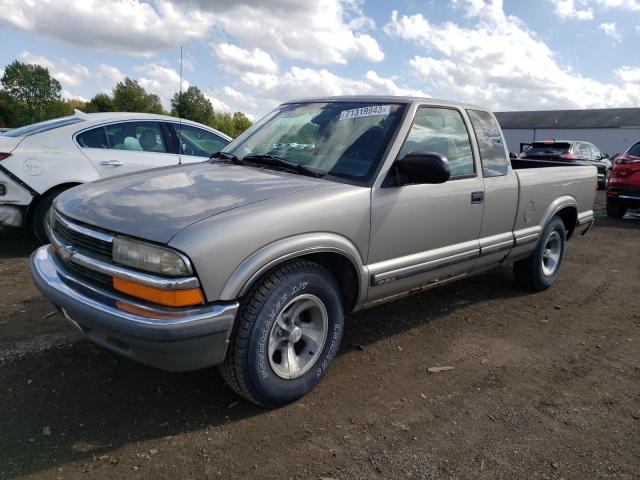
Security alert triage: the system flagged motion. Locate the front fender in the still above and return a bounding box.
[219,232,368,306]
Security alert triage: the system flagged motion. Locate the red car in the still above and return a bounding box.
[607,141,640,218]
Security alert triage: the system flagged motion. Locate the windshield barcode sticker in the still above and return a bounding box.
[339,105,391,121]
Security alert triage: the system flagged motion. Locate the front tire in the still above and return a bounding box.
[220,260,344,407]
[514,216,566,292]
[32,188,69,244]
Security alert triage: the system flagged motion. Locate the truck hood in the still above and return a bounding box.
[55,162,330,243]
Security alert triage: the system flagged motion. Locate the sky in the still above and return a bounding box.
[0,0,639,119]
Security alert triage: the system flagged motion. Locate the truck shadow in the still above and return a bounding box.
[0,226,39,259]
[0,267,526,477]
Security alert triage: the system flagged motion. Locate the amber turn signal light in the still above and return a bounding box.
[113,277,205,307]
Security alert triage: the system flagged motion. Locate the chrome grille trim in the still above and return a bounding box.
[54,212,115,244]
[50,213,200,291]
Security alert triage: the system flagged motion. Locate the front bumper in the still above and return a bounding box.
[30,245,239,372]
[0,204,26,227]
[607,186,640,207]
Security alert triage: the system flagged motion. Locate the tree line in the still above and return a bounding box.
[0,60,252,138]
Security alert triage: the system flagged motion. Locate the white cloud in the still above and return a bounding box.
[98,64,125,84]
[208,0,384,65]
[597,0,640,10]
[549,0,594,19]
[0,0,383,64]
[599,22,622,41]
[0,0,213,57]
[213,43,278,74]
[616,66,640,82]
[19,51,90,87]
[61,90,89,102]
[383,1,640,110]
[134,63,189,108]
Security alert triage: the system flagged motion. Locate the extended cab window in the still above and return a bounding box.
[77,127,108,149]
[467,109,508,177]
[399,107,475,178]
[176,125,229,158]
[104,122,167,153]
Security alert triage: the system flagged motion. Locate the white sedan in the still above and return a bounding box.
[0,111,231,242]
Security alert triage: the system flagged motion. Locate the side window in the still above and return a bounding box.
[588,144,601,158]
[467,110,509,177]
[399,107,475,178]
[76,127,108,149]
[104,122,167,153]
[176,124,229,158]
[577,143,590,157]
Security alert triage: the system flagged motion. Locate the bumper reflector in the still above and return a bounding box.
[113,277,205,307]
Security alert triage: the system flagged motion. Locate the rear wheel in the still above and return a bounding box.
[31,187,69,244]
[606,197,627,218]
[219,260,344,407]
[514,216,566,292]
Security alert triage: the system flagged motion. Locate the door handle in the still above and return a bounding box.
[471,191,484,204]
[100,160,123,167]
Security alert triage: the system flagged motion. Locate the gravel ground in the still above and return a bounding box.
[0,191,639,480]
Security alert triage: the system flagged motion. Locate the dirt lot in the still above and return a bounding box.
[1,192,639,480]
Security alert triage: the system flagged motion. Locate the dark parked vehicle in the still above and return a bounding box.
[515,140,612,189]
[606,141,640,218]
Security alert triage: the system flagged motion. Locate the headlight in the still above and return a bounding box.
[113,236,192,276]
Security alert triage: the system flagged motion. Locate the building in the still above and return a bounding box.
[495,108,640,157]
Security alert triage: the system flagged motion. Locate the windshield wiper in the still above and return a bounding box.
[210,151,244,165]
[242,154,322,178]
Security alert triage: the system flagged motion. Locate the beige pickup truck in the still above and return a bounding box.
[31,96,597,407]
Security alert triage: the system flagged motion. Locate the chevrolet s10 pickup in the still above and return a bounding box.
[30,96,597,407]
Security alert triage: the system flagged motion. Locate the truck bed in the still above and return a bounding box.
[512,165,596,234]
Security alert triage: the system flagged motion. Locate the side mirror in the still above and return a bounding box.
[509,152,517,160]
[383,152,451,187]
[602,153,609,159]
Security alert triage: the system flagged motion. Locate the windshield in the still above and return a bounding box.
[224,102,406,185]
[525,142,571,155]
[2,116,84,138]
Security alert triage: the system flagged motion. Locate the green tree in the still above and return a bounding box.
[232,112,252,136]
[0,91,18,128]
[1,60,62,123]
[86,93,115,113]
[112,78,163,114]
[170,86,213,124]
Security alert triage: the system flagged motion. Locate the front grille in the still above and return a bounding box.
[52,213,113,261]
[58,256,114,290]
[51,212,115,290]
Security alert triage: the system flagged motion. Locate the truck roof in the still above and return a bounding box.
[281,95,488,112]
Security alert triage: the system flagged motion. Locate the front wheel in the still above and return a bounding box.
[514,216,567,292]
[32,187,69,244]
[219,260,344,407]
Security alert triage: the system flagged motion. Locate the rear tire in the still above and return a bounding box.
[606,198,627,219]
[32,187,69,244]
[514,216,566,292]
[219,260,344,407]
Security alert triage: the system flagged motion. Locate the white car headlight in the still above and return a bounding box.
[113,236,193,276]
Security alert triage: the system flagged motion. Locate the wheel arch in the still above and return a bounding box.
[26,182,82,225]
[219,233,368,312]
[539,195,578,240]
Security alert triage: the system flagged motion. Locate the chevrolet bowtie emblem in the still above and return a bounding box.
[58,244,77,261]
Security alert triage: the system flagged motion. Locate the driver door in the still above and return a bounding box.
[367,105,484,303]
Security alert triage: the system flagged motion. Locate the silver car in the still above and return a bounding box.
[31,96,596,407]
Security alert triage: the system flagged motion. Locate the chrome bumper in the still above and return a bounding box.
[30,245,239,372]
